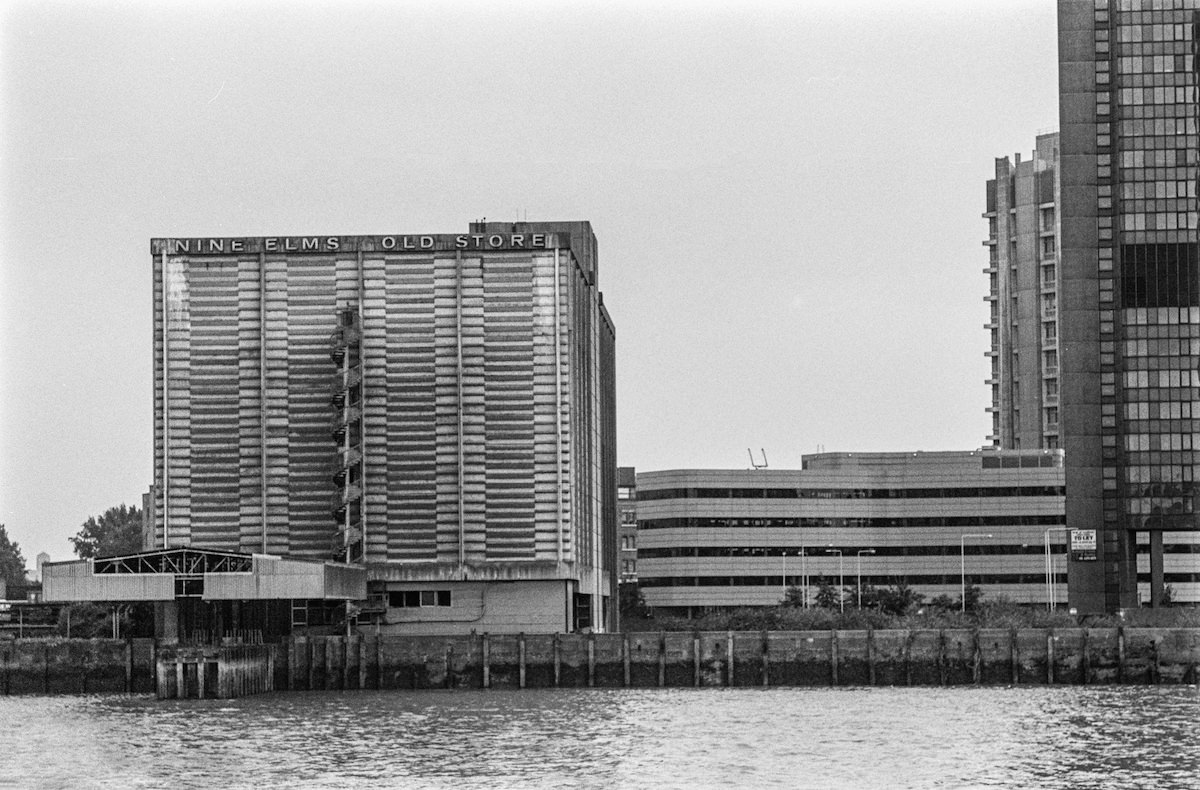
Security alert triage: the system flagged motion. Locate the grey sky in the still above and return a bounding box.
[0,1,1057,566]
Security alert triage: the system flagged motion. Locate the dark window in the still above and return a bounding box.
[1121,243,1199,308]
[388,590,451,608]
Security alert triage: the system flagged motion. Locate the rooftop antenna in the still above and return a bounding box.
[748,448,768,469]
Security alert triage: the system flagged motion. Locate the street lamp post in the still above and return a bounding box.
[857,549,875,608]
[960,534,993,613]
[826,547,844,613]
[1044,526,1069,611]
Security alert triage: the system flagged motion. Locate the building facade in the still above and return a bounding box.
[151,221,617,633]
[636,451,1067,615]
[984,133,1063,451]
[1059,0,1200,612]
[618,466,638,583]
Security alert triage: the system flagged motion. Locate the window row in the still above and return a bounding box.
[388,590,452,608]
[1120,212,1196,231]
[1120,149,1193,167]
[639,544,1066,560]
[1116,53,1193,73]
[636,514,1067,530]
[637,485,1064,502]
[1121,179,1196,198]
[1125,464,1196,483]
[1117,86,1195,106]
[1123,370,1200,388]
[639,573,1068,588]
[1123,338,1200,356]
[1123,432,1199,450]
[1124,401,1195,419]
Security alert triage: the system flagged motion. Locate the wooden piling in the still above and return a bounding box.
[830,631,839,686]
[587,633,596,688]
[761,631,770,687]
[1047,632,1056,685]
[692,634,701,688]
[867,629,876,687]
[658,633,666,688]
[481,633,490,689]
[726,631,734,687]
[1080,629,1090,685]
[622,635,631,688]
[553,633,561,687]
[1117,627,1126,683]
[518,634,526,689]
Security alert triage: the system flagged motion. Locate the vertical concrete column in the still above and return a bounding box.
[519,634,526,689]
[1149,530,1165,608]
[692,634,701,688]
[286,636,295,691]
[156,601,180,644]
[198,658,206,699]
[125,640,134,694]
[176,661,184,699]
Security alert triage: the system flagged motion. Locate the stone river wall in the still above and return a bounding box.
[1,629,1198,694]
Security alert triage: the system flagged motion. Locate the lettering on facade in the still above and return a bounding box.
[155,234,558,255]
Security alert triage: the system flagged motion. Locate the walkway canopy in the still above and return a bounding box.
[43,548,365,603]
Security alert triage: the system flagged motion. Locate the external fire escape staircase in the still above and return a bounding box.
[329,307,365,563]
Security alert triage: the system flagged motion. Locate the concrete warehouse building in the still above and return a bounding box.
[118,220,618,635]
[635,451,1068,615]
[1059,0,1200,612]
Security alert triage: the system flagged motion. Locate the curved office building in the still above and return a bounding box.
[636,451,1067,615]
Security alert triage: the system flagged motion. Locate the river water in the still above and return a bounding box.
[1,687,1197,789]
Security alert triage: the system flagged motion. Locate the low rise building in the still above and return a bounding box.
[636,450,1067,616]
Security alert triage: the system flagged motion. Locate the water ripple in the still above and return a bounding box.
[0,686,1196,789]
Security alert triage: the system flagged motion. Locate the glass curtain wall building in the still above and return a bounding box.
[1059,0,1200,612]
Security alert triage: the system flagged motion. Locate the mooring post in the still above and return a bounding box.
[518,633,527,689]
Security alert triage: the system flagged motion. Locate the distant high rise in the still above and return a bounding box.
[152,221,618,633]
[984,133,1062,451]
[1059,0,1200,613]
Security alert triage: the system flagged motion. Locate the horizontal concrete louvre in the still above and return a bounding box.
[164,257,193,547]
[361,257,389,562]
[485,257,536,560]
[385,257,438,561]
[262,259,291,555]
[188,263,241,552]
[285,258,337,558]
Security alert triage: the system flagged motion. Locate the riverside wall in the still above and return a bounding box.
[1,629,1198,694]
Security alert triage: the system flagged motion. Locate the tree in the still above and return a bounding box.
[70,504,143,559]
[780,584,807,608]
[619,583,652,621]
[0,523,28,587]
[814,579,842,609]
[876,582,925,616]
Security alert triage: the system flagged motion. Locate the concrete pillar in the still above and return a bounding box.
[1149,530,1165,608]
[156,601,180,644]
